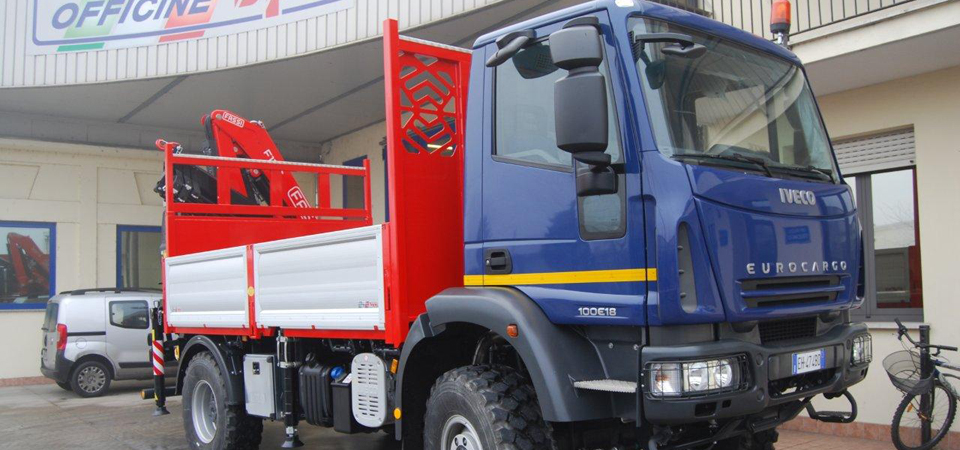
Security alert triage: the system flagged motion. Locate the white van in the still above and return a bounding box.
[40,288,169,397]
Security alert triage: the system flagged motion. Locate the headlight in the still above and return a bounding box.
[647,356,745,398]
[852,334,873,365]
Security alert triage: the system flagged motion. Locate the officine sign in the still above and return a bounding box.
[28,0,354,55]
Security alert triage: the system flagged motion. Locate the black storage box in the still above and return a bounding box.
[299,365,334,427]
[332,379,371,434]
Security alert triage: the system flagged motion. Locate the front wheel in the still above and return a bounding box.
[182,352,263,450]
[424,365,556,450]
[892,382,957,450]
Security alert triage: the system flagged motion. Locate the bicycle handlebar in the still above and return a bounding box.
[895,318,958,352]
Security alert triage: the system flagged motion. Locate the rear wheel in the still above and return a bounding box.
[70,360,111,398]
[182,352,263,450]
[423,365,556,450]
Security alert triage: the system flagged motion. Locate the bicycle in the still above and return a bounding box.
[884,319,960,450]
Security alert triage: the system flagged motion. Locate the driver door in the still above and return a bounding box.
[478,13,647,326]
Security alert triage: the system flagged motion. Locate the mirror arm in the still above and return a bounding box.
[633,32,696,49]
[485,30,536,67]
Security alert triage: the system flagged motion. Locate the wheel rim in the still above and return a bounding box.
[441,415,482,450]
[192,380,218,444]
[896,384,953,449]
[77,366,106,393]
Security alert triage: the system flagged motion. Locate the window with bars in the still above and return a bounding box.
[837,128,922,322]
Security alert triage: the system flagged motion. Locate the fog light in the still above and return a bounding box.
[852,334,872,365]
[715,359,734,388]
[686,362,709,392]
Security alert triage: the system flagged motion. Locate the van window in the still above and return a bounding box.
[109,301,149,330]
[42,302,59,331]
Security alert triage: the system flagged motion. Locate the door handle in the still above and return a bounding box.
[484,249,513,275]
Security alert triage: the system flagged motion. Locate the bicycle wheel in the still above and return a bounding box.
[892,381,957,450]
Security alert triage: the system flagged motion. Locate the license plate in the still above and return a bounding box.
[792,349,826,375]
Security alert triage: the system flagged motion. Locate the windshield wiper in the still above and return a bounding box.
[673,153,774,178]
[768,165,835,182]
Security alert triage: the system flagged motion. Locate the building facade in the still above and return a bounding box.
[2,0,959,441]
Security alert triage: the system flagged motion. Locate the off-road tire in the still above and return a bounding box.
[714,428,778,450]
[424,365,556,450]
[70,360,112,398]
[182,352,263,450]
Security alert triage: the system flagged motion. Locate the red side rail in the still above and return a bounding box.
[160,140,373,258]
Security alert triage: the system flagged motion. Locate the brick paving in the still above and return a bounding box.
[779,429,895,450]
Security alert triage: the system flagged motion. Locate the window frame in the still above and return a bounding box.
[489,30,629,241]
[0,220,56,310]
[849,166,923,323]
[108,300,150,330]
[116,225,162,290]
[491,37,574,173]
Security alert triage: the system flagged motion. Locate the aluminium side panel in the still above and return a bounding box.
[165,246,250,329]
[254,225,385,331]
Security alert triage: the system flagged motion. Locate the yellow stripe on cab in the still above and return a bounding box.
[463,268,657,286]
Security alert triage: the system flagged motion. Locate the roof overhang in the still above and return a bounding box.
[0,0,583,161]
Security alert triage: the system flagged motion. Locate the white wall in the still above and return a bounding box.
[0,138,163,379]
[808,65,960,427]
[323,121,389,224]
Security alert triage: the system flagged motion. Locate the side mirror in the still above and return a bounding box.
[551,18,608,165]
[550,18,615,196]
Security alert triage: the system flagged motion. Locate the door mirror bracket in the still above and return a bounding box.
[550,17,614,196]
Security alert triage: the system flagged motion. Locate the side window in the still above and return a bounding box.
[495,38,627,239]
[109,301,149,330]
[494,41,572,168]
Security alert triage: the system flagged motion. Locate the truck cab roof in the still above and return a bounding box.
[473,0,801,66]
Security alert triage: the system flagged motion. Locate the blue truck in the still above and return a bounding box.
[150,1,873,449]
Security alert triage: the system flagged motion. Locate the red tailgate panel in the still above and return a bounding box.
[382,19,471,345]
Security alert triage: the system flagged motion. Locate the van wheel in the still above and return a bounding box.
[182,352,263,450]
[424,365,556,450]
[70,360,111,397]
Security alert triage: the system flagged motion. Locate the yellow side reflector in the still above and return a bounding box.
[390,359,399,374]
[394,408,402,420]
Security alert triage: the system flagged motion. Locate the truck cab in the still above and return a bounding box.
[442,0,870,444]
[153,1,872,449]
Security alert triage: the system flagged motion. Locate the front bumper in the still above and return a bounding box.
[641,322,869,425]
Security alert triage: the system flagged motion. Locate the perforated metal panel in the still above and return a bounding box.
[350,353,389,428]
[834,128,915,176]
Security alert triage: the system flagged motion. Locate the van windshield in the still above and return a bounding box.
[630,18,838,183]
[42,302,59,331]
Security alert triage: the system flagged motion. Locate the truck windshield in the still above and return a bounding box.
[630,18,837,183]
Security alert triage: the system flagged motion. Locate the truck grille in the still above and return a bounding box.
[758,317,817,344]
[740,275,842,309]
